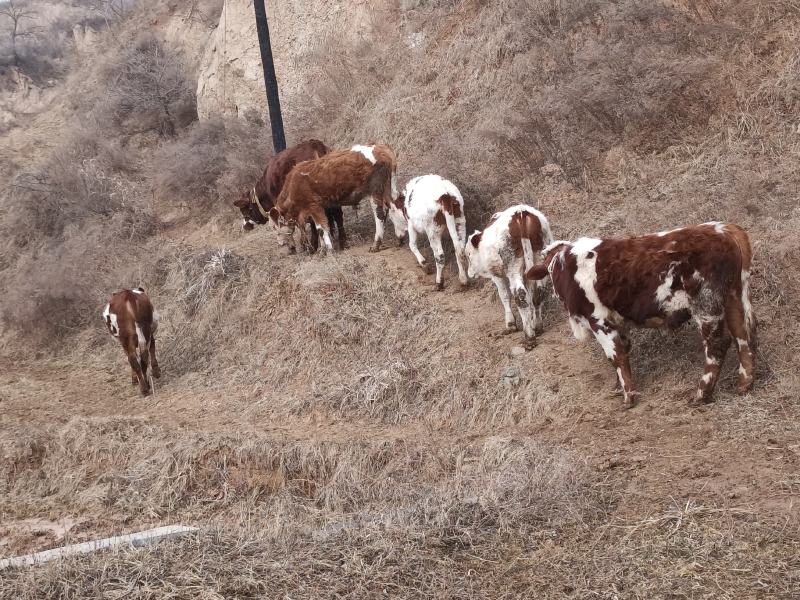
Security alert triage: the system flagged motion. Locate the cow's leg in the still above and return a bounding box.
[725,293,755,394]
[695,317,731,403]
[307,218,320,253]
[331,207,346,250]
[307,205,334,253]
[122,333,150,396]
[591,321,638,408]
[531,279,547,335]
[369,198,385,253]
[491,276,517,333]
[428,226,447,290]
[150,336,161,379]
[408,226,427,268]
[508,268,536,346]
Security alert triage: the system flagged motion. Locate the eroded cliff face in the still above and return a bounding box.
[195,0,386,127]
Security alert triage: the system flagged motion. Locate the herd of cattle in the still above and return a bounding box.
[103,139,757,409]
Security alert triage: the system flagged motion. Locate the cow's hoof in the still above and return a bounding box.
[688,391,715,407]
[368,244,381,253]
[436,281,445,291]
[737,378,754,394]
[131,379,138,386]
[152,367,161,379]
[140,388,152,397]
[535,324,544,336]
[622,393,640,409]
[523,337,537,350]
[503,325,518,335]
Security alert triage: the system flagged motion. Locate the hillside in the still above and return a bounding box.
[1,1,799,598]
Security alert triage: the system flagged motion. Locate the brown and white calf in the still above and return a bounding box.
[270,144,399,253]
[526,222,756,408]
[465,205,554,345]
[102,288,160,396]
[233,139,345,251]
[391,174,468,289]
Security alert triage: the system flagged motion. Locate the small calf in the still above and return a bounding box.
[102,288,160,396]
[392,174,468,289]
[526,222,756,408]
[466,205,554,345]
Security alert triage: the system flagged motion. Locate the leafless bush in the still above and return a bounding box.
[150,117,271,211]
[98,33,196,137]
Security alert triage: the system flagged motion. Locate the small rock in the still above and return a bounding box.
[500,366,521,388]
[510,346,527,357]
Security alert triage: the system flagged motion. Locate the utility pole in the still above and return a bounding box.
[252,0,286,152]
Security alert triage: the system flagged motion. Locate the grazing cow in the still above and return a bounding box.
[466,205,554,346]
[526,222,756,408]
[233,139,346,251]
[102,288,160,397]
[391,174,468,290]
[269,144,399,253]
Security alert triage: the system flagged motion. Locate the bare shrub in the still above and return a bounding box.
[98,33,196,137]
[150,117,270,211]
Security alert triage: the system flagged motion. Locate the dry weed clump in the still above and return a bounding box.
[150,116,272,211]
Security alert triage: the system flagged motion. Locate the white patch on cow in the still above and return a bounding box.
[736,338,748,349]
[738,365,748,377]
[570,238,611,324]
[655,265,691,312]
[656,226,684,237]
[701,372,713,384]
[351,145,376,164]
[391,173,399,199]
[243,218,256,229]
[706,355,719,365]
[741,269,754,331]
[594,327,617,359]
[132,288,143,295]
[134,323,148,356]
[103,304,119,337]
[702,220,725,234]
[569,316,591,341]
[152,310,160,333]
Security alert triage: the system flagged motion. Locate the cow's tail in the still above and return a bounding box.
[728,224,757,349]
[440,194,465,253]
[367,161,394,214]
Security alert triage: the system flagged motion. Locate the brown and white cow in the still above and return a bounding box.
[269,144,399,253]
[391,174,469,290]
[526,222,756,408]
[102,288,160,396]
[233,139,346,251]
[466,205,554,346]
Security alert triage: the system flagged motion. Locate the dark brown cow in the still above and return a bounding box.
[102,288,160,396]
[269,144,399,253]
[526,222,756,408]
[233,139,346,250]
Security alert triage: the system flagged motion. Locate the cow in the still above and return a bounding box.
[233,139,346,251]
[390,174,468,290]
[269,144,399,253]
[526,222,756,408]
[466,205,554,347]
[102,288,160,397]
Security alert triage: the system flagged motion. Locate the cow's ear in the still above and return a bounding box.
[470,232,482,248]
[526,264,549,281]
[233,194,248,208]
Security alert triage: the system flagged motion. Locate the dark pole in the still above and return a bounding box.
[253,0,286,152]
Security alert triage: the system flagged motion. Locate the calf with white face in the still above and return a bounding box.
[466,205,553,346]
[391,174,468,290]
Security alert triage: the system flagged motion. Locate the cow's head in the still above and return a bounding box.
[233,188,270,232]
[526,241,571,281]
[465,230,483,278]
[388,193,408,243]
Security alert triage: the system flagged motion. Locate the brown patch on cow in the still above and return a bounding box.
[470,232,483,248]
[508,210,545,258]
[433,210,446,227]
[437,193,462,219]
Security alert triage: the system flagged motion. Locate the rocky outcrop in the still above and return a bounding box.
[196,0,386,126]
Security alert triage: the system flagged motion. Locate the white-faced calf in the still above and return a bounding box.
[103,288,160,396]
[391,174,468,290]
[526,222,756,408]
[466,205,554,346]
